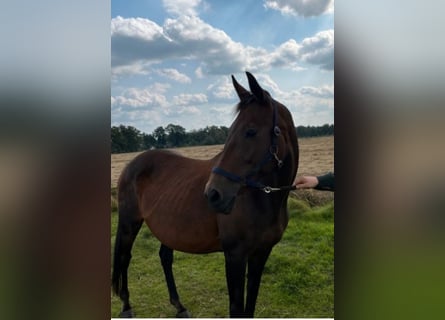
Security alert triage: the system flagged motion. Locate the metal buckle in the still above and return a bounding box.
[274,126,281,136]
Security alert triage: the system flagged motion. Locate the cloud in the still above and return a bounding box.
[111,61,153,78]
[156,68,191,83]
[162,15,245,74]
[172,93,208,106]
[112,82,207,126]
[110,16,164,40]
[207,76,235,100]
[264,0,334,17]
[195,66,204,79]
[111,16,333,75]
[111,16,173,68]
[270,39,301,67]
[299,85,334,98]
[298,29,334,70]
[163,0,204,17]
[237,77,333,127]
[112,78,333,133]
[111,83,170,109]
[177,105,201,115]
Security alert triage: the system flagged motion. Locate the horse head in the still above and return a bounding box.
[204,72,298,214]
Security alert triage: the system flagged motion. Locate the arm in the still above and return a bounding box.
[294,172,334,192]
[314,172,334,191]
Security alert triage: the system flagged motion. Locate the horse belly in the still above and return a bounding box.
[140,188,222,254]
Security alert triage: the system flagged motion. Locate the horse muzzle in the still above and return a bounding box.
[204,176,239,214]
[204,184,237,214]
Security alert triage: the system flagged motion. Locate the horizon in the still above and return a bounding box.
[112,122,334,136]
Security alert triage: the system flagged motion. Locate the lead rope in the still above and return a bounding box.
[262,184,297,193]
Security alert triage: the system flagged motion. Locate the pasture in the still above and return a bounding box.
[111,136,334,318]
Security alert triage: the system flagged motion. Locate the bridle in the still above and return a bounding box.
[211,97,296,194]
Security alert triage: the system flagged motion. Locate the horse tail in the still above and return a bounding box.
[112,162,144,296]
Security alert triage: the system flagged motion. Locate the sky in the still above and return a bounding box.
[111,0,334,134]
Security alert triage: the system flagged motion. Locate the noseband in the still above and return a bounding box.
[212,98,296,193]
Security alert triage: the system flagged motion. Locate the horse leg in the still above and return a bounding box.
[244,247,272,317]
[112,217,143,318]
[224,250,248,317]
[159,244,190,318]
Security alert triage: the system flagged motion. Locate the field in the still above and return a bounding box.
[111,136,334,318]
[111,136,333,206]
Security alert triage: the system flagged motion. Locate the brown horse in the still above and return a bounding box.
[112,72,299,318]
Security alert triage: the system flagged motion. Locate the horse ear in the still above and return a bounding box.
[246,71,264,102]
[232,75,251,101]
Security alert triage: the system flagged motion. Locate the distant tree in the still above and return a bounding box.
[187,129,206,146]
[197,125,229,145]
[111,126,124,153]
[153,126,167,148]
[321,124,334,135]
[111,125,142,153]
[165,123,187,147]
[141,133,156,150]
[111,123,332,154]
[296,124,333,137]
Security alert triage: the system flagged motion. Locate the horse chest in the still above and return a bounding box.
[217,207,288,251]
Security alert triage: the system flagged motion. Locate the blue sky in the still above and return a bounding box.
[111,0,334,134]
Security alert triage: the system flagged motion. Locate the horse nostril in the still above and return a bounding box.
[208,188,221,204]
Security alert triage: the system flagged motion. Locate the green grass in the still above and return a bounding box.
[110,195,334,318]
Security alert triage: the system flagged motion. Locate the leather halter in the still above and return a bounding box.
[211,97,295,193]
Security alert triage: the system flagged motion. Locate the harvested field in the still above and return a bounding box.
[111,136,334,205]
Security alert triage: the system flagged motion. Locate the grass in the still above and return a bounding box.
[110,193,334,318]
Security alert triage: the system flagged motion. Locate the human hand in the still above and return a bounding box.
[294,175,319,189]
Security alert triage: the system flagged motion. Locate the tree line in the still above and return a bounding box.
[296,124,334,137]
[111,123,333,154]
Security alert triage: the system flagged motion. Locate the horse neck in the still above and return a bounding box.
[210,150,223,164]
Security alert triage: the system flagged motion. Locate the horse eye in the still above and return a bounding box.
[245,128,257,138]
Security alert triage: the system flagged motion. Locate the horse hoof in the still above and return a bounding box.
[176,310,191,318]
[119,309,134,318]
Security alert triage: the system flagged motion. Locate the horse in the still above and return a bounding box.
[112,72,299,318]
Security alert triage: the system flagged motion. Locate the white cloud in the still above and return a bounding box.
[177,105,201,115]
[111,16,173,68]
[239,75,334,124]
[162,15,246,74]
[172,93,208,106]
[264,0,334,17]
[112,79,334,132]
[111,83,170,109]
[112,108,164,133]
[112,83,207,129]
[298,29,334,70]
[299,85,334,98]
[195,66,204,79]
[207,76,235,100]
[111,16,165,40]
[156,68,191,83]
[111,16,333,76]
[270,39,301,67]
[111,1,333,133]
[163,0,204,17]
[111,61,153,78]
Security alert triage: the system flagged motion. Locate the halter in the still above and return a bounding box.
[211,98,296,193]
